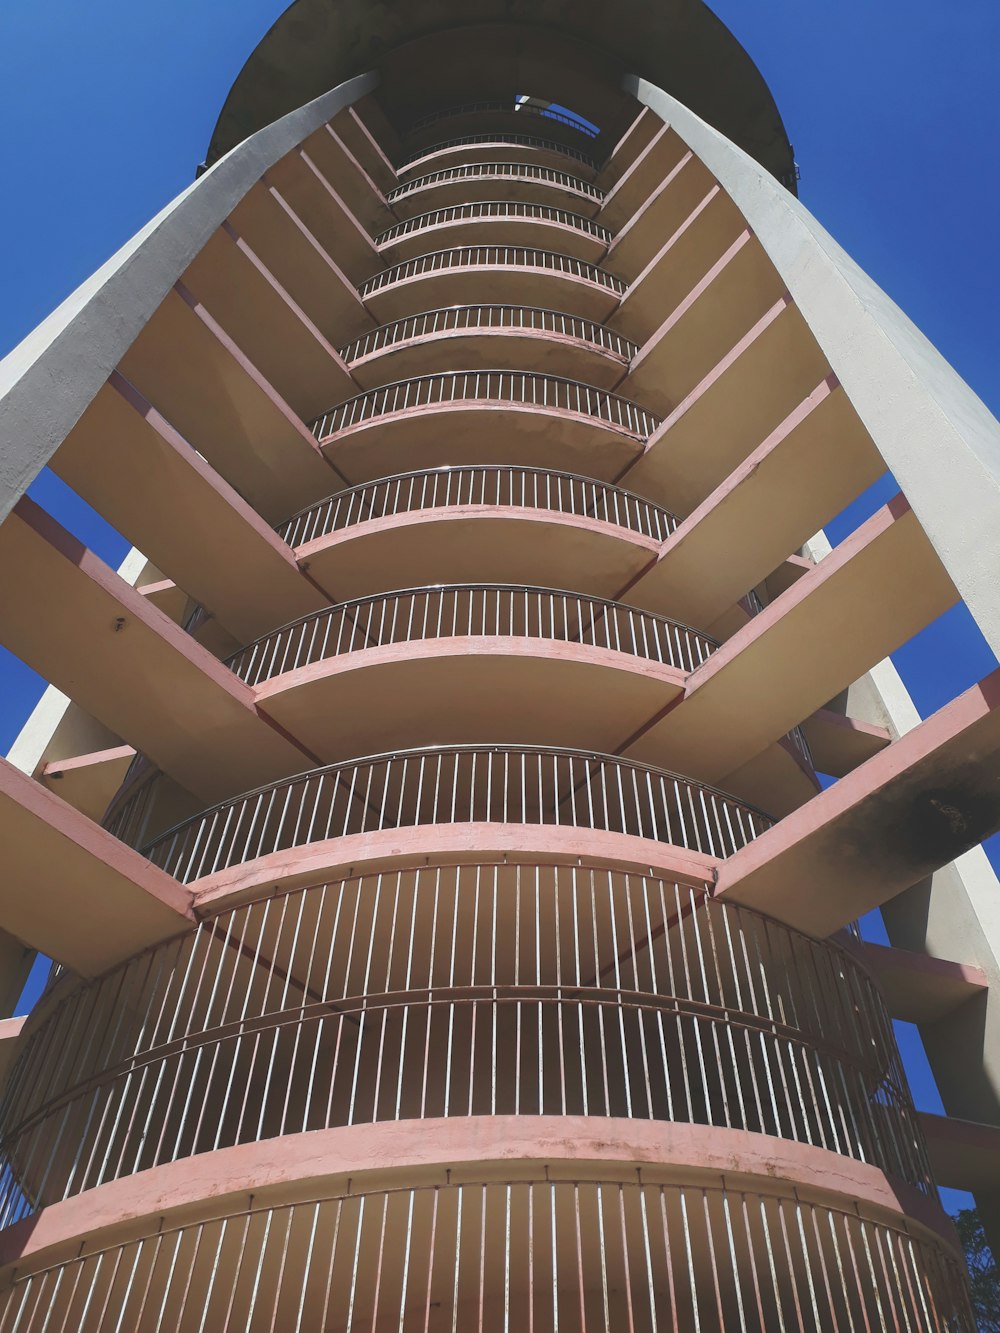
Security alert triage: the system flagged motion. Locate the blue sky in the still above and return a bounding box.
[1,0,998,1212]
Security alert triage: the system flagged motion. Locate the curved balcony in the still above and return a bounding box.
[309,370,656,481]
[386,161,604,218]
[400,132,599,177]
[224,584,715,759]
[375,200,611,263]
[282,465,675,600]
[358,246,625,322]
[230,585,716,683]
[0,865,932,1228]
[0,1173,970,1331]
[107,744,773,884]
[341,305,636,390]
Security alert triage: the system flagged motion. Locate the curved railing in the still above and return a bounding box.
[375,200,612,247]
[406,99,601,139]
[0,866,933,1227]
[359,245,625,299]
[226,584,718,683]
[310,370,657,442]
[341,305,636,365]
[111,745,774,880]
[279,465,677,547]
[401,132,598,170]
[0,1176,969,1330]
[387,161,604,206]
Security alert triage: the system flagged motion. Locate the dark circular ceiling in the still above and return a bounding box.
[205,0,795,185]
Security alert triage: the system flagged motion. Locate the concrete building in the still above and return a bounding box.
[0,0,998,1325]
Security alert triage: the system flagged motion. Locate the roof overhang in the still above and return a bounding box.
[205,0,795,187]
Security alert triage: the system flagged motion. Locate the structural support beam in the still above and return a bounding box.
[0,499,312,803]
[0,756,193,977]
[859,941,988,1024]
[624,375,883,627]
[716,667,1000,936]
[625,497,958,779]
[52,373,331,642]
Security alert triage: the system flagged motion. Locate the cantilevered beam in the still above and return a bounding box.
[716,667,1000,936]
[624,497,958,779]
[860,941,988,1024]
[0,757,193,977]
[0,499,312,803]
[52,374,330,642]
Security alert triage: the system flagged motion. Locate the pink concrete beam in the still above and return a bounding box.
[52,373,329,642]
[717,668,1000,937]
[597,121,688,230]
[918,1111,1000,1192]
[623,498,959,783]
[41,744,135,823]
[267,149,384,281]
[860,940,988,1023]
[802,707,892,778]
[594,106,660,191]
[343,103,400,192]
[603,151,717,280]
[118,286,338,522]
[181,226,358,419]
[0,755,193,977]
[0,499,313,804]
[619,296,831,512]
[622,375,884,627]
[228,180,373,348]
[613,224,785,368]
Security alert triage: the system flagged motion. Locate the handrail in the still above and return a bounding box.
[0,864,931,1227]
[340,305,636,364]
[225,583,719,683]
[309,370,658,441]
[386,161,604,204]
[375,200,612,247]
[279,465,676,547]
[359,245,626,298]
[123,744,775,880]
[401,132,598,170]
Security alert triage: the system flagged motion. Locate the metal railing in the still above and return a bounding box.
[122,745,773,881]
[406,99,602,138]
[375,200,611,247]
[309,370,658,441]
[401,132,598,170]
[226,584,718,684]
[0,1176,969,1331]
[387,161,604,205]
[0,866,933,1227]
[341,305,636,364]
[359,245,626,298]
[279,465,677,548]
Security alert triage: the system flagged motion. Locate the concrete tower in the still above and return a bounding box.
[0,2,998,1327]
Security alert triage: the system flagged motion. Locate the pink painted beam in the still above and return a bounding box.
[858,940,987,1023]
[919,1111,1000,1192]
[0,755,193,977]
[717,668,1000,937]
